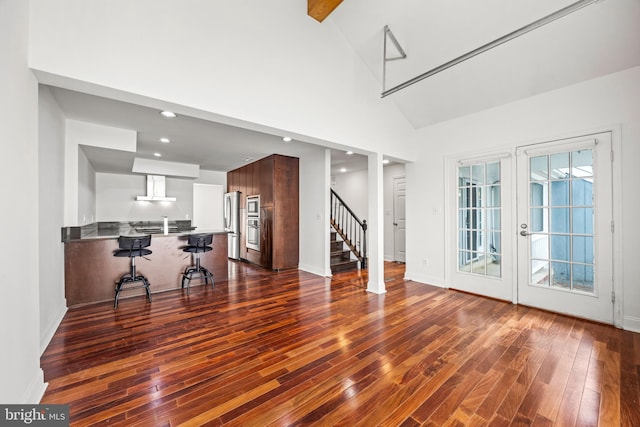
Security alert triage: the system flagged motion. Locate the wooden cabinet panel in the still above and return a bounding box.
[227,154,298,270]
[272,155,299,270]
[259,155,274,207]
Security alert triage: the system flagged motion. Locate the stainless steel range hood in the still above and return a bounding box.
[136,175,176,201]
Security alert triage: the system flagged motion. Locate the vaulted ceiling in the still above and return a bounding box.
[47,0,640,177]
[329,0,640,128]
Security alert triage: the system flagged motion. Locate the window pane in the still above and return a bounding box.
[530,182,547,207]
[472,164,485,185]
[572,236,594,264]
[458,166,471,186]
[486,162,500,184]
[530,208,547,233]
[458,189,469,209]
[571,208,593,234]
[571,179,593,206]
[487,185,500,207]
[550,180,569,206]
[487,208,501,230]
[471,255,485,275]
[550,235,570,262]
[458,250,472,271]
[572,264,594,292]
[531,235,549,260]
[551,262,571,289]
[472,186,484,208]
[487,260,501,278]
[531,260,549,286]
[460,209,471,230]
[571,149,593,178]
[550,152,570,179]
[488,231,501,254]
[550,208,570,233]
[530,156,548,181]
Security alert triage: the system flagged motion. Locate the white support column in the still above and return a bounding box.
[367,152,386,294]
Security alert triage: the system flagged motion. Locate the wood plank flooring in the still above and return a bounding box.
[41,261,640,426]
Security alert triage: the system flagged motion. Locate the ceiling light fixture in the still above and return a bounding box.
[160,137,170,143]
[282,136,292,143]
[346,151,353,155]
[383,159,390,164]
[244,157,254,162]
[153,152,162,157]
[160,110,176,118]
[340,168,347,173]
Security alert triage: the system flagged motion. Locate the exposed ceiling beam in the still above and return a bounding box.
[308,0,343,22]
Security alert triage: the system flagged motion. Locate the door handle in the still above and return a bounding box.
[520,230,530,236]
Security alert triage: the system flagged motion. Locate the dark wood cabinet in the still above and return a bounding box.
[227,154,298,270]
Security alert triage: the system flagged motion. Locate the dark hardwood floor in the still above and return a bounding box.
[41,261,640,426]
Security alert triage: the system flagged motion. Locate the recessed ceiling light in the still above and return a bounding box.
[346,151,353,155]
[383,159,390,164]
[282,136,292,143]
[153,152,162,157]
[340,168,347,173]
[244,157,254,162]
[160,110,176,118]
[160,137,170,143]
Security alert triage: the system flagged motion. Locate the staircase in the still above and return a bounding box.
[330,230,359,272]
[330,189,367,274]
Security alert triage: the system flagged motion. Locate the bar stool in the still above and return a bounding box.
[113,235,152,308]
[181,233,214,294]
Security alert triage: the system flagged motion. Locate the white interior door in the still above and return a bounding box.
[516,133,613,323]
[449,155,513,301]
[393,177,406,262]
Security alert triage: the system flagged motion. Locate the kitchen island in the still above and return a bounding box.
[64,227,228,306]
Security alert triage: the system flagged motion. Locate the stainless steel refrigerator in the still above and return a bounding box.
[224,191,241,259]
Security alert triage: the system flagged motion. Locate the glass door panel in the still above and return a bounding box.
[516,133,613,323]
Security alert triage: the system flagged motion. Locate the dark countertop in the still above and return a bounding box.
[62,220,228,242]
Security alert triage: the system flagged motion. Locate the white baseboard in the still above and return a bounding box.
[40,300,67,356]
[22,368,46,404]
[403,271,446,288]
[298,263,328,277]
[623,315,640,333]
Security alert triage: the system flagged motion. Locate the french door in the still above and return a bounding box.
[516,133,613,323]
[449,155,513,301]
[449,132,614,323]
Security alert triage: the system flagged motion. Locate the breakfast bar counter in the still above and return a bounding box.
[64,230,228,306]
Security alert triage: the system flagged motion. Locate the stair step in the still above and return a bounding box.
[330,259,358,273]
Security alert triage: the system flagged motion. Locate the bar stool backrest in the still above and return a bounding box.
[116,235,152,258]
[187,233,213,250]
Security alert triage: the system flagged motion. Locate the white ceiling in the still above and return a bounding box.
[49,87,369,177]
[46,0,639,177]
[331,0,640,128]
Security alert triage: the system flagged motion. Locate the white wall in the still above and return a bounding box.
[96,170,226,222]
[97,173,190,221]
[28,0,416,161]
[299,148,331,276]
[38,86,68,355]
[0,0,46,403]
[405,66,640,331]
[332,169,368,220]
[331,164,406,261]
[77,147,96,224]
